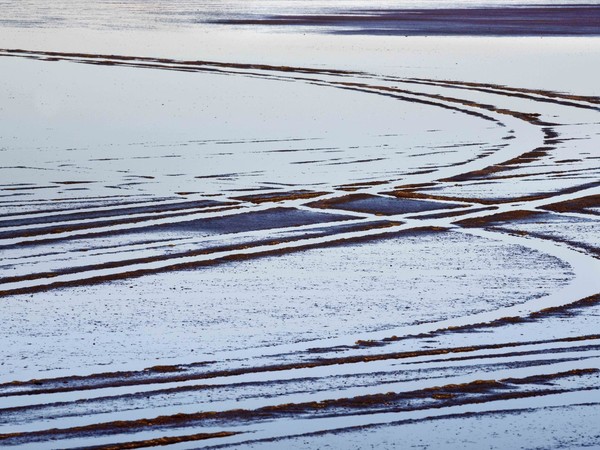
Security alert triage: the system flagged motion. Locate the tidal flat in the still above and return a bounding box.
[1,2,599,449]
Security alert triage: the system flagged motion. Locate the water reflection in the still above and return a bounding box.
[1,0,599,34]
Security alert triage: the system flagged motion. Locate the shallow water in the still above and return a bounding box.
[1,2,599,449]
[1,0,600,34]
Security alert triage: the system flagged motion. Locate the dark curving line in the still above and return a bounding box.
[0,199,235,229]
[406,77,600,106]
[0,205,242,241]
[0,221,412,297]
[0,48,362,77]
[390,77,600,111]
[2,334,598,399]
[207,397,600,449]
[78,431,241,450]
[1,370,597,445]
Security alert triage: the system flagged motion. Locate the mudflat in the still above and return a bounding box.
[1,2,600,449]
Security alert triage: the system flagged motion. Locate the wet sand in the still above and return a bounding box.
[1,5,600,449]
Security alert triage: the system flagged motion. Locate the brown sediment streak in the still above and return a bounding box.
[408,206,496,220]
[406,77,600,107]
[555,159,583,164]
[450,167,597,183]
[0,221,416,296]
[404,344,600,367]
[313,82,499,123]
[415,294,600,338]
[439,147,554,183]
[389,189,515,205]
[542,194,600,215]
[81,431,240,450]
[3,344,598,418]
[502,369,599,385]
[455,210,545,228]
[492,229,600,259]
[532,295,600,318]
[331,82,500,123]
[336,180,391,190]
[398,78,600,112]
[395,182,439,190]
[2,334,598,398]
[390,180,600,205]
[340,82,534,123]
[0,205,242,241]
[0,48,361,76]
[232,190,330,204]
[0,370,596,445]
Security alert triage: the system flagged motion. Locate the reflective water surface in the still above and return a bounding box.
[1,0,599,33]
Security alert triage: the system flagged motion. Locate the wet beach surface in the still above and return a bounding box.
[1,2,600,449]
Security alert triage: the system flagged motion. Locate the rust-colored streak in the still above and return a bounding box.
[85,431,239,450]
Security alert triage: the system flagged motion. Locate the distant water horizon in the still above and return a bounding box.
[214,5,600,36]
[1,1,600,36]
